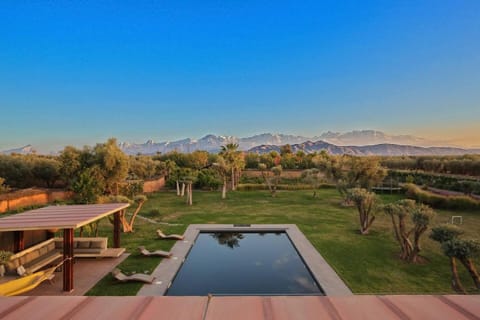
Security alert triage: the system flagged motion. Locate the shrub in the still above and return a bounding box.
[404,183,480,211]
[195,169,221,190]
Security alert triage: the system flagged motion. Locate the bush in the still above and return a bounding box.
[404,183,480,211]
[195,169,221,190]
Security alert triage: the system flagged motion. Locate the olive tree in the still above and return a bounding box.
[442,239,480,290]
[384,199,435,262]
[258,163,282,197]
[346,188,378,235]
[409,204,436,263]
[430,224,465,293]
[301,168,324,197]
[383,199,417,260]
[431,224,480,292]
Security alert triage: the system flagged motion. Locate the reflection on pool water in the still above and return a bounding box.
[166,232,324,296]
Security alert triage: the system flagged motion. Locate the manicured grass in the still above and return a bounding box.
[87,189,480,296]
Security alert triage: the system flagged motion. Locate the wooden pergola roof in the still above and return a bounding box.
[0,203,130,293]
[0,203,130,232]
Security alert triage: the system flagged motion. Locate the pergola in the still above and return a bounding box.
[0,203,130,292]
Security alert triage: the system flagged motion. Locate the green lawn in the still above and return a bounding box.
[87,188,480,296]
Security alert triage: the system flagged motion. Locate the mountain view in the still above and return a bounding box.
[3,130,479,156]
[117,130,480,156]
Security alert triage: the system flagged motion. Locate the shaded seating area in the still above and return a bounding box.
[6,239,61,275]
[156,229,184,240]
[53,237,124,258]
[138,246,172,258]
[111,268,155,284]
[0,203,130,293]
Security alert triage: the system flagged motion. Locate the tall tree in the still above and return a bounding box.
[93,138,129,195]
[31,157,60,187]
[220,143,244,191]
[59,146,83,187]
[319,155,386,202]
[71,166,105,204]
[128,156,159,179]
[213,156,231,199]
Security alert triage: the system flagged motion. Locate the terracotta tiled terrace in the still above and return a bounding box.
[1,294,479,319]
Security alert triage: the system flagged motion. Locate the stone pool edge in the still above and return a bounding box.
[136,224,352,296]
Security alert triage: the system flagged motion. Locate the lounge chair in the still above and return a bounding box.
[156,229,184,240]
[0,264,57,296]
[111,268,155,284]
[138,246,172,258]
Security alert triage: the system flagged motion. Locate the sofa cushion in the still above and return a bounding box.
[78,241,91,249]
[39,246,49,256]
[90,240,105,249]
[24,251,62,274]
[47,242,55,252]
[29,250,40,261]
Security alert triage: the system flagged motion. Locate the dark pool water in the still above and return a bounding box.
[166,232,324,296]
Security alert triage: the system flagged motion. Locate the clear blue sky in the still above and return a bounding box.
[1,1,479,152]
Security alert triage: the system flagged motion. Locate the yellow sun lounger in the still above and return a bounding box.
[0,265,57,297]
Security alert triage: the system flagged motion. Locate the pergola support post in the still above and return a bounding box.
[63,228,74,292]
[113,210,121,248]
[13,231,24,252]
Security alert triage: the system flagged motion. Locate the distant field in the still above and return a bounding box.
[88,189,480,296]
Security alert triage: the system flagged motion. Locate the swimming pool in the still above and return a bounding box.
[166,231,323,296]
[137,224,352,296]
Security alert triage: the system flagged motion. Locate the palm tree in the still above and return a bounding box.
[212,156,231,199]
[220,143,244,191]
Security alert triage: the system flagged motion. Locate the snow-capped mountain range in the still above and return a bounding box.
[0,144,36,155]
[117,130,472,155]
[2,131,479,156]
[248,141,480,156]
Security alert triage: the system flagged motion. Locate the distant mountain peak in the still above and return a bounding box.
[0,144,36,155]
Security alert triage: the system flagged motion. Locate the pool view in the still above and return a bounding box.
[166,232,324,296]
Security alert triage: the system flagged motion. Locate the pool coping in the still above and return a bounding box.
[137,224,352,296]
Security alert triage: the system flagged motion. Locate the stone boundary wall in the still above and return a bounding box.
[242,169,305,179]
[143,176,166,193]
[0,188,73,213]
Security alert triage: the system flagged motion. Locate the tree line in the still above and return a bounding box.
[381,155,480,177]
